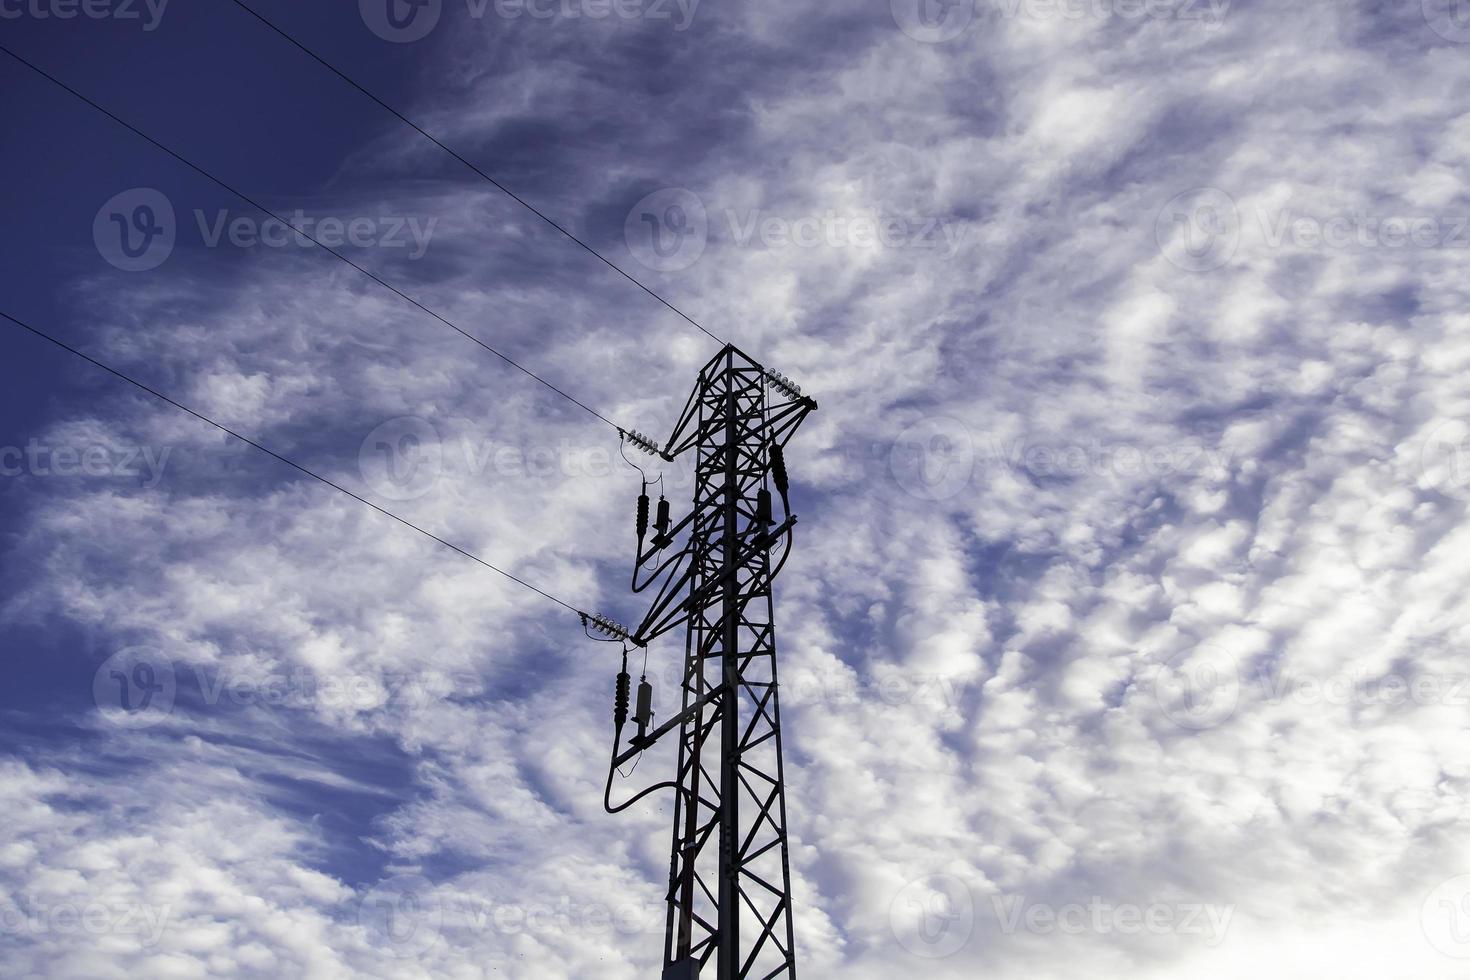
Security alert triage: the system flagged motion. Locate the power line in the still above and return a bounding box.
[0,308,588,618]
[226,0,725,347]
[0,42,624,434]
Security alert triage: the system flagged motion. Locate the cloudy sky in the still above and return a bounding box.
[4,0,1470,976]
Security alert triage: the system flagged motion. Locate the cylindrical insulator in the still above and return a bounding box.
[635,678,654,729]
[636,493,649,540]
[772,444,790,497]
[614,670,630,728]
[655,497,671,536]
[756,488,773,526]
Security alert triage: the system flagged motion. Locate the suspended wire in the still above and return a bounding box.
[618,749,644,779]
[0,309,588,618]
[619,433,663,494]
[583,619,625,643]
[0,42,622,433]
[619,435,651,482]
[226,0,725,347]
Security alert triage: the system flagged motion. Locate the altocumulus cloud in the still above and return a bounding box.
[5,0,1470,977]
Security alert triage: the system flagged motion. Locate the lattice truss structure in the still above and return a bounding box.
[609,344,816,980]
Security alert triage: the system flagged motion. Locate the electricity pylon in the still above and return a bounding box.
[597,344,816,979]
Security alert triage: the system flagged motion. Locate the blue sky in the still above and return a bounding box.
[5,0,1470,977]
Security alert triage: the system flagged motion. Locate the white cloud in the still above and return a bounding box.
[8,1,1470,976]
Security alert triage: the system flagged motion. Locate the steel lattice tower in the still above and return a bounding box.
[603,344,815,980]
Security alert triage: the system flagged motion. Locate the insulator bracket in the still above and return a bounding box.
[583,612,636,644]
[765,369,802,398]
[621,429,661,456]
